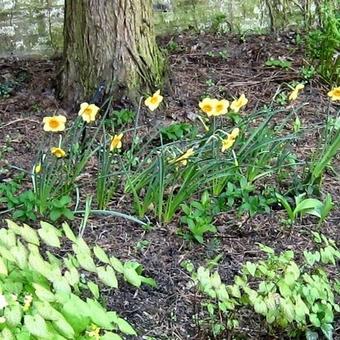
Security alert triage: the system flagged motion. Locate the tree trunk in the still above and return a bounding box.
[60,0,164,106]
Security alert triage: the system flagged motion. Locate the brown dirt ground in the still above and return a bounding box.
[0,32,339,339]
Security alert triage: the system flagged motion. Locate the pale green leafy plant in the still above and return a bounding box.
[0,219,156,339]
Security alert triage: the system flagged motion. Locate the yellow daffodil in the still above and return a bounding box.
[78,103,100,123]
[110,133,123,151]
[0,294,8,309]
[288,84,304,101]
[221,128,240,152]
[87,324,101,340]
[43,115,66,132]
[327,87,340,101]
[230,94,248,113]
[170,148,195,166]
[34,163,42,174]
[145,90,163,111]
[0,317,6,324]
[22,294,33,312]
[214,99,230,116]
[199,98,217,117]
[51,147,66,158]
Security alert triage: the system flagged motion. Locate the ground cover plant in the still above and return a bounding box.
[0,17,339,340]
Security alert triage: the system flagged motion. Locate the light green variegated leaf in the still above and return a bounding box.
[53,316,76,339]
[253,297,267,315]
[97,266,118,288]
[6,219,22,235]
[21,224,40,245]
[29,252,50,278]
[116,317,137,336]
[87,299,114,329]
[244,261,257,276]
[101,332,123,340]
[294,296,309,322]
[76,251,97,273]
[123,266,141,288]
[33,283,56,303]
[0,257,8,276]
[24,314,50,338]
[62,222,77,243]
[35,301,61,321]
[76,238,91,254]
[64,266,80,286]
[0,246,16,262]
[53,277,71,294]
[4,304,22,327]
[38,222,61,248]
[10,240,28,269]
[110,256,124,273]
[1,328,15,340]
[210,271,221,288]
[88,281,100,299]
[94,246,110,264]
[0,229,16,248]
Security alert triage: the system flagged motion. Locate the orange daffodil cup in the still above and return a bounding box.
[328,87,340,101]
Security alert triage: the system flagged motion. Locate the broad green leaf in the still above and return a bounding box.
[278,280,291,297]
[101,332,122,340]
[116,317,137,336]
[253,297,267,315]
[0,246,16,262]
[87,299,113,329]
[294,296,309,322]
[294,198,323,217]
[38,222,61,248]
[87,281,100,299]
[1,328,15,340]
[110,256,124,273]
[0,257,8,276]
[35,301,61,321]
[97,266,118,288]
[62,223,77,243]
[6,219,22,235]
[53,278,71,294]
[76,251,97,273]
[28,252,50,278]
[4,305,22,327]
[280,298,295,322]
[0,229,16,248]
[123,266,141,287]
[64,266,79,286]
[245,261,257,276]
[33,283,55,303]
[61,295,91,333]
[227,284,241,298]
[321,323,333,340]
[21,224,40,246]
[94,246,110,264]
[52,317,75,339]
[210,271,221,288]
[10,241,28,269]
[24,314,49,338]
[310,313,321,327]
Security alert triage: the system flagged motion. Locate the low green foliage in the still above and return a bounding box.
[179,192,217,243]
[160,123,198,142]
[276,192,333,225]
[0,219,156,339]
[265,58,292,69]
[189,236,340,339]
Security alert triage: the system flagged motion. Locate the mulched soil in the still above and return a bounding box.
[0,32,339,339]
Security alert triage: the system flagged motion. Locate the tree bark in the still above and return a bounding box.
[60,0,164,106]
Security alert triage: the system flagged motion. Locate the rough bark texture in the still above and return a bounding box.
[60,0,164,106]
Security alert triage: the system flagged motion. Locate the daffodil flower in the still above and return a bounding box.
[288,84,304,101]
[110,133,123,151]
[0,294,8,309]
[34,163,42,174]
[230,94,248,113]
[170,148,195,166]
[214,99,230,116]
[51,147,66,158]
[43,115,66,132]
[221,128,240,152]
[78,103,100,123]
[328,86,340,101]
[145,90,163,111]
[199,98,217,117]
